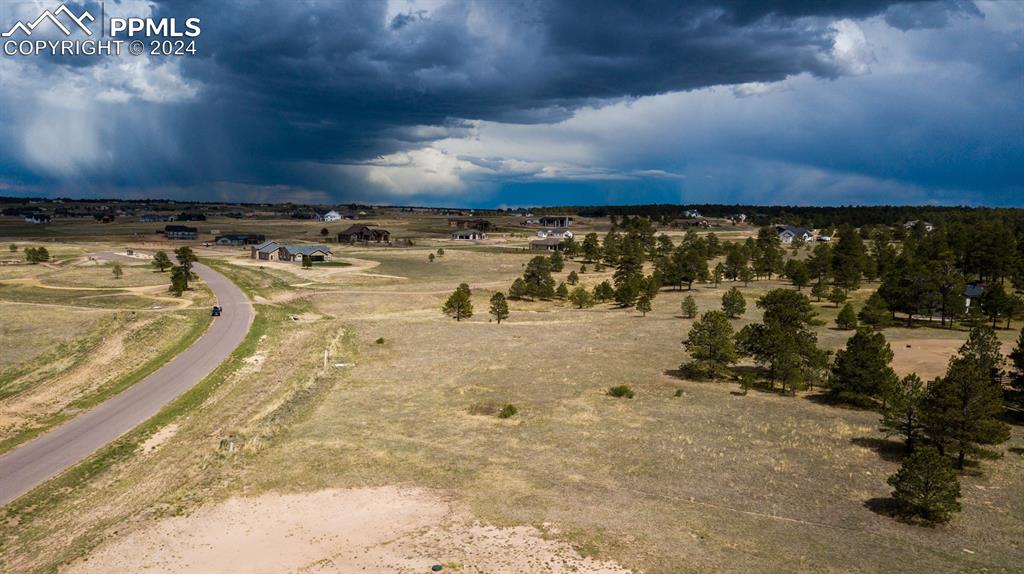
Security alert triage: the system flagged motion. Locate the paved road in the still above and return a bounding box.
[0,259,253,506]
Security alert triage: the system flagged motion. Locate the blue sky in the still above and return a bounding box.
[0,0,1021,207]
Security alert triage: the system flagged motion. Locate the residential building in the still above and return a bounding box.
[536,228,574,239]
[448,218,492,231]
[451,230,487,240]
[337,224,391,244]
[904,220,934,232]
[315,210,342,222]
[164,225,198,240]
[530,237,564,251]
[539,215,574,227]
[215,233,267,246]
[775,225,813,244]
[24,213,51,224]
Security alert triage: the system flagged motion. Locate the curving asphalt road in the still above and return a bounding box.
[0,258,253,506]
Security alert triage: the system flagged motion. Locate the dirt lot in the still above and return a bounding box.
[1,219,1021,574]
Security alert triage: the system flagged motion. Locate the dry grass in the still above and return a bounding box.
[1,223,1021,574]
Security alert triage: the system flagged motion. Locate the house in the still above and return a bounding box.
[315,210,342,222]
[451,230,487,240]
[251,241,283,260]
[728,213,747,223]
[175,212,207,222]
[164,225,198,240]
[250,241,333,262]
[539,215,574,227]
[965,284,984,310]
[775,225,813,244]
[536,228,574,239]
[215,233,267,246]
[337,224,391,244]
[683,209,702,218]
[904,220,934,232]
[530,237,564,251]
[278,244,333,262]
[448,218,492,231]
[816,235,832,242]
[24,213,51,224]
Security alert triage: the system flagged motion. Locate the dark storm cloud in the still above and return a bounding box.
[0,0,1007,203]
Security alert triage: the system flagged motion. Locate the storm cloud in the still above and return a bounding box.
[0,0,1019,205]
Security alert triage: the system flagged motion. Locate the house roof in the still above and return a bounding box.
[776,225,811,237]
[965,284,984,298]
[253,240,282,252]
[339,224,388,235]
[282,244,332,256]
[165,225,197,233]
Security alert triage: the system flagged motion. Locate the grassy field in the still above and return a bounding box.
[0,218,1021,573]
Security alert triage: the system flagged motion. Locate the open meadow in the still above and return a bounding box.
[0,214,1021,573]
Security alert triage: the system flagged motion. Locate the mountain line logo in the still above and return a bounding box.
[1,4,94,38]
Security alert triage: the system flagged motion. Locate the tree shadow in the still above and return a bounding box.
[1008,447,1024,456]
[850,437,907,463]
[863,498,945,527]
[804,391,880,412]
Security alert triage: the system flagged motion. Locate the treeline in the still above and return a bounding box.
[534,203,1024,232]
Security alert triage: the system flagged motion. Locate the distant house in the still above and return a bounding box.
[536,228,574,239]
[278,244,333,262]
[315,210,342,222]
[164,225,198,240]
[175,212,207,222]
[451,230,487,241]
[728,213,747,223]
[250,241,332,262]
[539,215,574,227]
[683,209,702,218]
[24,213,50,224]
[904,220,934,232]
[965,284,984,310]
[816,235,832,242]
[337,224,390,244]
[776,225,813,244]
[139,213,174,223]
[251,241,283,261]
[530,237,564,251]
[448,218,492,231]
[215,233,266,246]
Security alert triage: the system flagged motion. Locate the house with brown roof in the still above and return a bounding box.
[337,224,390,244]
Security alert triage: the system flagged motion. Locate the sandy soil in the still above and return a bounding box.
[65,486,631,574]
[890,336,1018,380]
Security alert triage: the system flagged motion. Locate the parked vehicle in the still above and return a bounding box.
[211,306,222,317]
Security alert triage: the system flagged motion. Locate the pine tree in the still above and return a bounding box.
[721,287,746,319]
[887,447,961,524]
[169,266,190,296]
[827,286,847,308]
[442,288,474,321]
[836,302,858,330]
[1010,326,1024,390]
[681,295,698,319]
[829,328,897,405]
[508,278,527,299]
[550,251,565,272]
[736,289,827,394]
[567,270,579,285]
[556,282,569,300]
[569,286,594,308]
[811,280,829,303]
[152,250,172,272]
[859,292,890,329]
[489,292,509,324]
[428,253,435,263]
[682,310,737,379]
[922,355,1010,469]
[636,293,652,316]
[881,373,927,452]
[739,266,754,286]
[111,263,124,279]
[174,247,198,290]
[593,280,614,302]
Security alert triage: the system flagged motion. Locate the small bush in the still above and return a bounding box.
[498,404,518,418]
[607,385,635,399]
[375,337,386,345]
[673,388,683,397]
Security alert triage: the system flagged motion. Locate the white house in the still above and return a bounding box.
[775,225,813,244]
[536,228,574,239]
[24,213,51,224]
[684,209,701,218]
[904,220,934,232]
[451,230,487,240]
[315,210,342,222]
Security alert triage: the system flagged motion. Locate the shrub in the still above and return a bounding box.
[887,447,961,524]
[375,337,386,345]
[498,404,518,418]
[607,385,635,399]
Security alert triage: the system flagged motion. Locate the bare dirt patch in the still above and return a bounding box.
[65,486,631,574]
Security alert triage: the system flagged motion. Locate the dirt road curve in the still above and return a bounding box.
[0,259,253,506]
